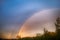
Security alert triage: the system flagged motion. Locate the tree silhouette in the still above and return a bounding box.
[55,17,60,40]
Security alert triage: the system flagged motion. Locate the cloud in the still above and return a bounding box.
[0,32,17,39]
[18,8,60,38]
[1,0,60,38]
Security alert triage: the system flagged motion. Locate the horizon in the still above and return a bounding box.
[1,0,60,39]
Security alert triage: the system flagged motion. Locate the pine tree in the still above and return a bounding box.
[56,17,60,34]
[55,17,60,40]
[56,17,60,29]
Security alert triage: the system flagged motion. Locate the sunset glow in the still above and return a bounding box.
[17,9,59,38]
[1,0,60,39]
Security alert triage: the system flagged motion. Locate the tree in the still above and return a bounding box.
[55,17,60,40]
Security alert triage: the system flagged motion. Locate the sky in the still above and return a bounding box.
[18,8,60,38]
[1,0,60,39]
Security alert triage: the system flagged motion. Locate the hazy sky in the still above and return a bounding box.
[1,0,60,39]
[18,8,60,38]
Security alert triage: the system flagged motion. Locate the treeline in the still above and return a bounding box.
[17,18,60,40]
[18,30,60,40]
